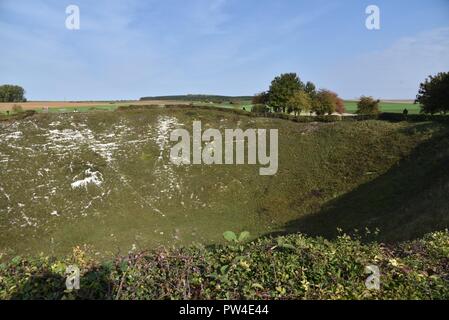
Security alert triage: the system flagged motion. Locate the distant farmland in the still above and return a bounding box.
[0,100,191,114]
[344,100,420,114]
[0,98,420,115]
[194,99,421,114]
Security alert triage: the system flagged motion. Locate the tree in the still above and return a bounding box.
[286,91,312,116]
[312,89,337,115]
[415,72,449,115]
[267,73,305,113]
[335,98,345,114]
[252,91,269,105]
[356,96,380,114]
[327,90,345,114]
[251,104,269,113]
[0,85,26,102]
[305,81,317,97]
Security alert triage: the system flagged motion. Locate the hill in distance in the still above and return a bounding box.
[140,94,253,103]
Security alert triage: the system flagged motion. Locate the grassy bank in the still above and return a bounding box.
[0,230,447,300]
[1,107,449,260]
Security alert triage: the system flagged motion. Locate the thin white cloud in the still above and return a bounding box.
[326,27,449,99]
[1,1,448,100]
[277,2,341,34]
[0,0,162,100]
[189,0,230,35]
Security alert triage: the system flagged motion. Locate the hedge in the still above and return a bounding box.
[379,112,449,123]
[116,105,449,124]
[1,231,448,300]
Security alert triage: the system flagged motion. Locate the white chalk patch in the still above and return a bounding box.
[71,168,103,189]
[4,131,23,140]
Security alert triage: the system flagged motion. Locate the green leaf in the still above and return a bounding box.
[103,261,114,270]
[252,283,264,290]
[280,243,296,250]
[11,256,22,266]
[277,238,296,250]
[223,231,237,242]
[220,265,229,274]
[119,261,128,272]
[238,231,250,242]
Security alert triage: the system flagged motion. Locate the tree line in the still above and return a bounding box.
[252,73,345,116]
[1,71,448,115]
[252,71,449,116]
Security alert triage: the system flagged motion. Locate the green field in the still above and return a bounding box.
[0,99,421,115]
[191,99,421,114]
[344,100,420,114]
[140,95,421,114]
[0,104,121,115]
[41,105,120,113]
[1,107,448,261]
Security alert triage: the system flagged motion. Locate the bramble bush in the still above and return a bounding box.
[251,104,270,113]
[0,231,448,300]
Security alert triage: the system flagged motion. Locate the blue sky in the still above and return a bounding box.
[0,0,448,100]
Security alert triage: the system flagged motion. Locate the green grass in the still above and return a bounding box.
[1,107,448,262]
[344,101,420,114]
[34,105,120,113]
[2,99,420,115]
[1,106,448,300]
[194,100,253,111]
[196,100,421,114]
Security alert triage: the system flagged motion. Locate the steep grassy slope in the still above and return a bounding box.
[0,107,448,260]
[270,121,449,242]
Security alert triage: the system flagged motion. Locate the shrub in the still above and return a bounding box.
[312,90,337,115]
[0,109,35,122]
[11,104,23,113]
[251,104,269,113]
[252,92,269,105]
[354,114,380,121]
[379,112,449,123]
[334,96,346,114]
[357,96,380,115]
[0,231,448,300]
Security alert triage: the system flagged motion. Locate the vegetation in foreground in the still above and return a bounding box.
[0,230,447,300]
